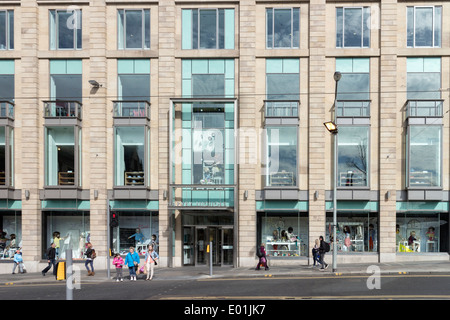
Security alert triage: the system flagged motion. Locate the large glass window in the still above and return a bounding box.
[45,126,81,187]
[0,211,21,259]
[182,59,234,98]
[114,126,147,186]
[266,59,299,101]
[49,9,82,50]
[336,7,370,48]
[110,211,158,255]
[266,8,300,49]
[0,126,14,186]
[257,212,308,257]
[42,211,90,260]
[326,212,378,252]
[118,9,150,50]
[266,127,297,187]
[337,126,369,187]
[182,9,234,50]
[336,58,370,117]
[407,57,441,100]
[50,60,82,102]
[396,212,448,253]
[0,67,14,102]
[407,125,442,188]
[407,6,441,48]
[0,10,14,50]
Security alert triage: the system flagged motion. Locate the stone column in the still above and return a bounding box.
[238,0,257,267]
[20,0,41,271]
[379,0,398,262]
[158,1,175,267]
[88,0,108,264]
[308,0,327,256]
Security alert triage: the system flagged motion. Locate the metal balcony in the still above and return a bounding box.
[44,100,82,119]
[264,100,299,118]
[0,101,14,119]
[336,100,371,117]
[406,100,443,118]
[113,100,150,119]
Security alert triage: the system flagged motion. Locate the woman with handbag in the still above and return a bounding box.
[124,247,140,281]
[144,244,159,281]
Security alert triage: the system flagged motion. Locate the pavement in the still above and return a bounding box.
[1,260,450,285]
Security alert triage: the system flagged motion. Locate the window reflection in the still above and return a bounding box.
[408,126,441,188]
[337,126,369,187]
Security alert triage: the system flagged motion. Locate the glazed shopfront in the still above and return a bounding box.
[169,94,238,267]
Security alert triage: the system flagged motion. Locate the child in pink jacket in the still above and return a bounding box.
[112,253,124,282]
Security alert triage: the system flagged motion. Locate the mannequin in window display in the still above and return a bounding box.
[396,225,403,243]
[52,232,66,259]
[128,228,145,246]
[408,231,420,251]
[426,227,435,241]
[343,226,352,252]
[368,224,375,251]
[4,234,16,257]
[79,232,86,258]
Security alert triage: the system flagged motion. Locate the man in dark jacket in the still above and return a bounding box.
[42,243,57,276]
[318,236,329,271]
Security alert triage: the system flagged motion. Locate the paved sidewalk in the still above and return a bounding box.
[1,260,449,285]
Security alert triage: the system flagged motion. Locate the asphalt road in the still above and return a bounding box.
[1,273,450,301]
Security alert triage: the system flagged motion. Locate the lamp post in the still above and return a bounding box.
[324,71,341,273]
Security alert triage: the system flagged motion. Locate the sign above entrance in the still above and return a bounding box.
[169,185,235,209]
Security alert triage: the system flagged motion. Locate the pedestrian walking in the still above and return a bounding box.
[319,236,329,271]
[145,244,159,281]
[112,253,124,282]
[312,239,321,267]
[255,243,269,271]
[42,243,57,276]
[124,246,140,281]
[12,249,24,274]
[84,242,95,276]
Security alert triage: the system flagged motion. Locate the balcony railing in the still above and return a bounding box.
[113,100,150,119]
[336,100,371,117]
[0,101,14,119]
[406,100,443,118]
[264,100,299,118]
[44,100,82,119]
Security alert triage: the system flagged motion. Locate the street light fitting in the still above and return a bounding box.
[324,121,338,134]
[89,80,101,88]
[334,71,342,82]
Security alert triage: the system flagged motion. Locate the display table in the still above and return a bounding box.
[426,240,436,252]
[266,241,301,257]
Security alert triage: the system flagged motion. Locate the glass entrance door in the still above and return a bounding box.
[196,227,206,265]
[184,226,233,266]
[183,227,194,266]
[222,227,233,265]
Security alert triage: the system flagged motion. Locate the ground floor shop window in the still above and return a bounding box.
[396,212,448,253]
[257,212,308,257]
[326,212,378,252]
[42,211,90,260]
[0,211,21,259]
[110,211,158,256]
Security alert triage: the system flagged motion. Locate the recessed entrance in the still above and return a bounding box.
[183,225,233,267]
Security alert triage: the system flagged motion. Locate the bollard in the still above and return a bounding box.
[66,249,73,300]
[209,241,213,276]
